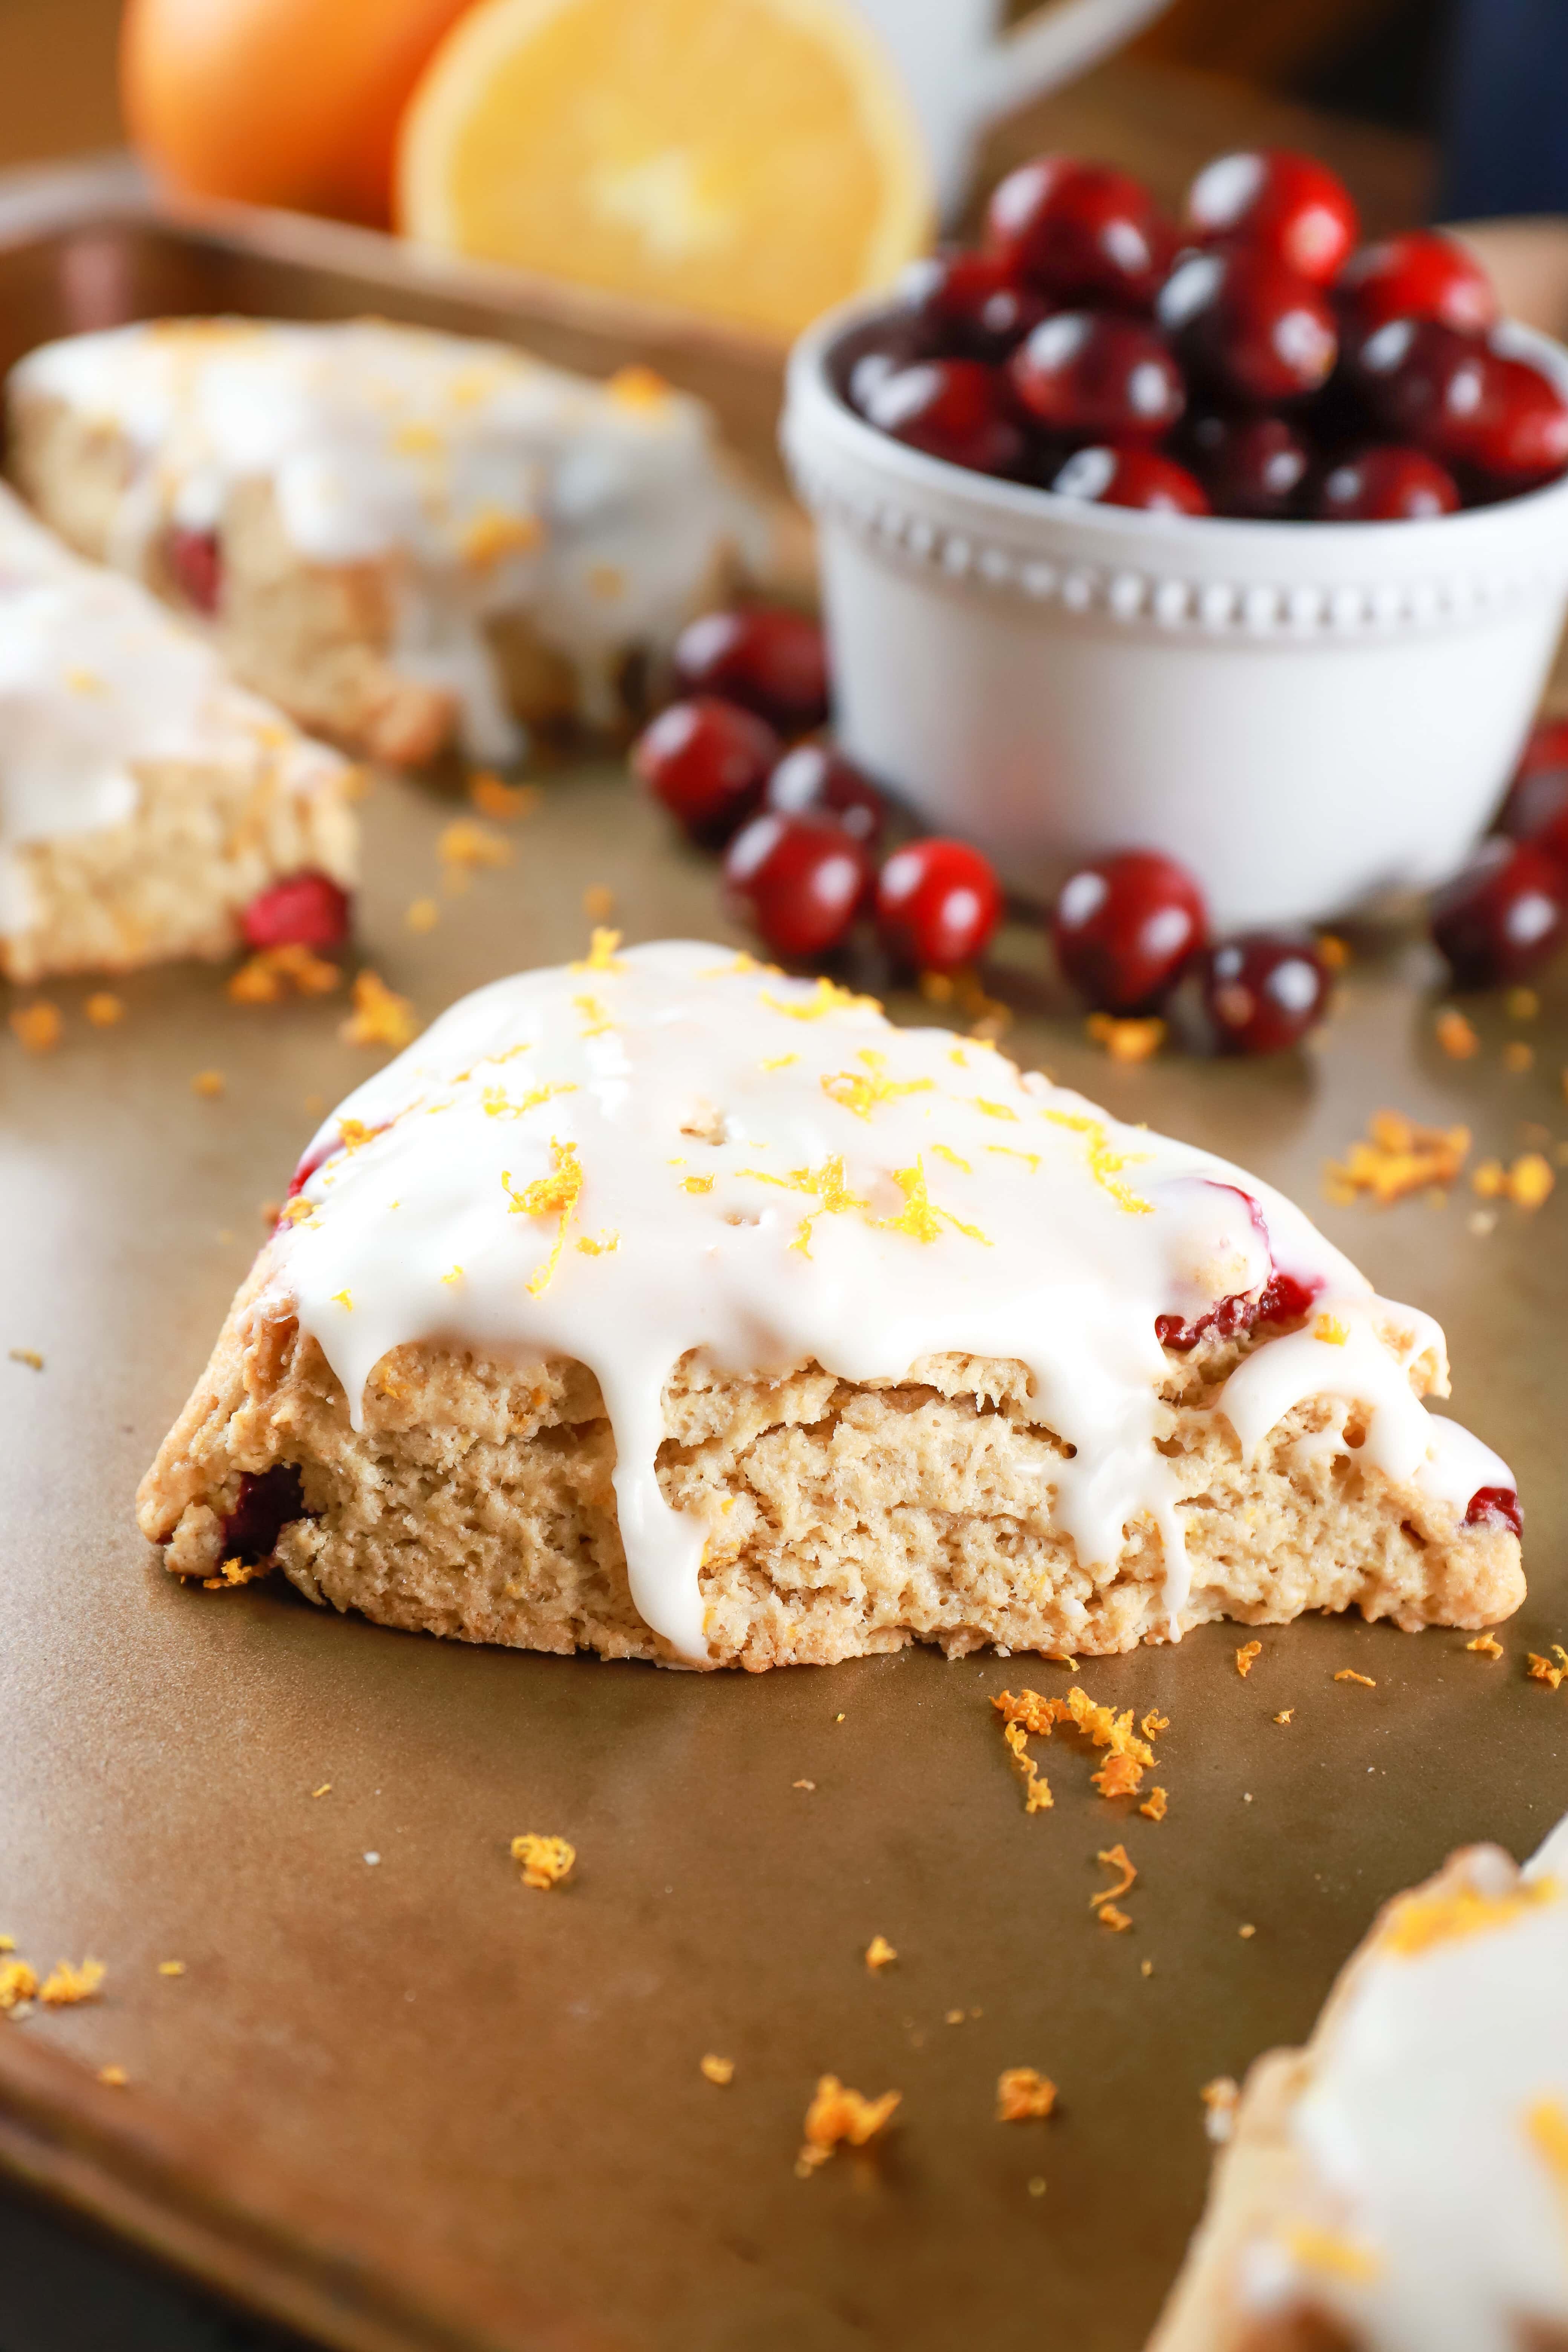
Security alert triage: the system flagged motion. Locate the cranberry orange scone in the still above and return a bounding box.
[137,940,1521,1668]
[1148,1816,1568,2352]
[8,318,767,766]
[0,485,355,984]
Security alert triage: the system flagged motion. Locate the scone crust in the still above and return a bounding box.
[137,1248,1522,1671]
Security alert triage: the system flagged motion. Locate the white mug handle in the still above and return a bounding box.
[968,0,1177,125]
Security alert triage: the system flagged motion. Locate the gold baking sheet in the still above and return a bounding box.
[1,166,1566,2352]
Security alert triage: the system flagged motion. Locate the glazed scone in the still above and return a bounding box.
[137,939,1523,1669]
[8,318,768,766]
[1148,1816,1568,2352]
[0,485,356,985]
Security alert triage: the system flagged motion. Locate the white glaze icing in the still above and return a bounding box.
[259,940,1508,1664]
[0,483,344,941]
[1238,1822,1568,2351]
[11,320,767,760]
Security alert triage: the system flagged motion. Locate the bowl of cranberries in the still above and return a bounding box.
[781,147,1568,933]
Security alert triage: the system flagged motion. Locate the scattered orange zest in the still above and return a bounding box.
[1334,1669,1377,1688]
[997,2067,1057,2122]
[1235,1640,1261,1678]
[510,1832,575,1890]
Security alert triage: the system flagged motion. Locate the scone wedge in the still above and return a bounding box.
[1149,1818,1568,2352]
[138,940,1522,1669]
[0,485,355,984]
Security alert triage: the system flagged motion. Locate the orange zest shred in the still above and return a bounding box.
[482,1081,576,1120]
[228,944,341,1004]
[994,1687,1161,1807]
[468,772,540,821]
[1097,1903,1133,1933]
[503,1140,584,1296]
[1091,1843,1136,1911]
[1525,2097,1568,2205]
[510,1832,576,1891]
[1324,1110,1470,1206]
[1281,2223,1381,2285]
[39,1957,105,2006]
[573,992,612,1037]
[737,1155,868,1257]
[9,1001,61,1053]
[1381,1875,1559,1959]
[1475,1152,1556,1210]
[864,1934,897,1971]
[84,992,123,1027]
[1435,1008,1479,1059]
[1274,1709,1295,1725]
[1086,1012,1165,1064]
[1038,1109,1153,1214]
[1139,1785,1168,1822]
[98,2064,129,2088]
[1334,1669,1377,1688]
[191,1069,225,1098]
[996,2067,1057,2122]
[201,1556,269,1589]
[700,2053,735,2086]
[438,818,513,873]
[340,970,417,1050]
[1527,1646,1568,1690]
[1235,1640,1262,1678]
[799,2074,900,2170]
[0,1959,39,2010]
[820,1050,933,1121]
[879,1159,990,1247]
[762,977,879,1023]
[1201,2076,1241,2139]
[1466,1632,1504,1660]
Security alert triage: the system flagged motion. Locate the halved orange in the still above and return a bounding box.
[396,0,933,342]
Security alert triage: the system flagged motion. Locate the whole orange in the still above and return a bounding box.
[121,0,480,227]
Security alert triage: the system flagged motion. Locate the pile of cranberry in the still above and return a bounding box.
[838,148,1568,519]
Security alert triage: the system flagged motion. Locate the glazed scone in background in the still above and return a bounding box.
[7,318,769,766]
[1148,1817,1568,2352]
[0,484,356,984]
[137,941,1522,1669]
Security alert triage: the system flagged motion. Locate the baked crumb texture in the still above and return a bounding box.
[137,1252,1520,1671]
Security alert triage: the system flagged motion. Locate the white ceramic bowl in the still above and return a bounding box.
[782,301,1568,930]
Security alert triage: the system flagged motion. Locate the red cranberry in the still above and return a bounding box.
[1184,150,1359,284]
[723,813,872,958]
[1430,837,1567,986]
[845,331,926,415]
[220,1464,306,1565]
[1052,850,1208,1011]
[1049,443,1210,514]
[1338,231,1499,336]
[897,248,1050,362]
[632,698,781,846]
[1182,411,1310,518]
[1157,1268,1317,1352]
[1158,248,1337,407]
[875,838,1002,972]
[167,525,222,614]
[863,359,1024,475]
[1315,444,1460,521]
[1500,719,1568,846]
[763,742,884,847]
[1465,1485,1522,1537]
[242,871,352,954]
[1008,311,1184,442]
[1464,350,1568,484]
[1200,933,1328,1053]
[1351,319,1494,465]
[985,155,1174,310]
[671,605,829,733]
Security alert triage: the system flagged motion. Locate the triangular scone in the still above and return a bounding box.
[1149,1819,1568,2352]
[136,940,1522,1670]
[0,485,356,983]
[9,318,766,766]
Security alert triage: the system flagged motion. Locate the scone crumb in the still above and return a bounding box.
[11,1002,62,1053]
[1325,1110,1470,1204]
[1235,1641,1262,1678]
[84,993,124,1027]
[8,1349,43,1370]
[1334,1669,1377,1688]
[1526,1647,1568,1690]
[191,1069,225,1097]
[700,2053,734,2086]
[1466,1632,1504,1660]
[997,2067,1057,2122]
[1091,1843,1136,1911]
[1139,1786,1168,1822]
[510,1832,576,1890]
[98,2064,128,2087]
[864,1935,897,1971]
[341,971,417,1050]
[1086,1012,1165,1064]
[1201,2076,1240,2142]
[792,1778,816,1792]
[0,1959,39,2010]
[39,1958,105,2006]
[1435,1008,1479,1058]
[799,2074,900,2168]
